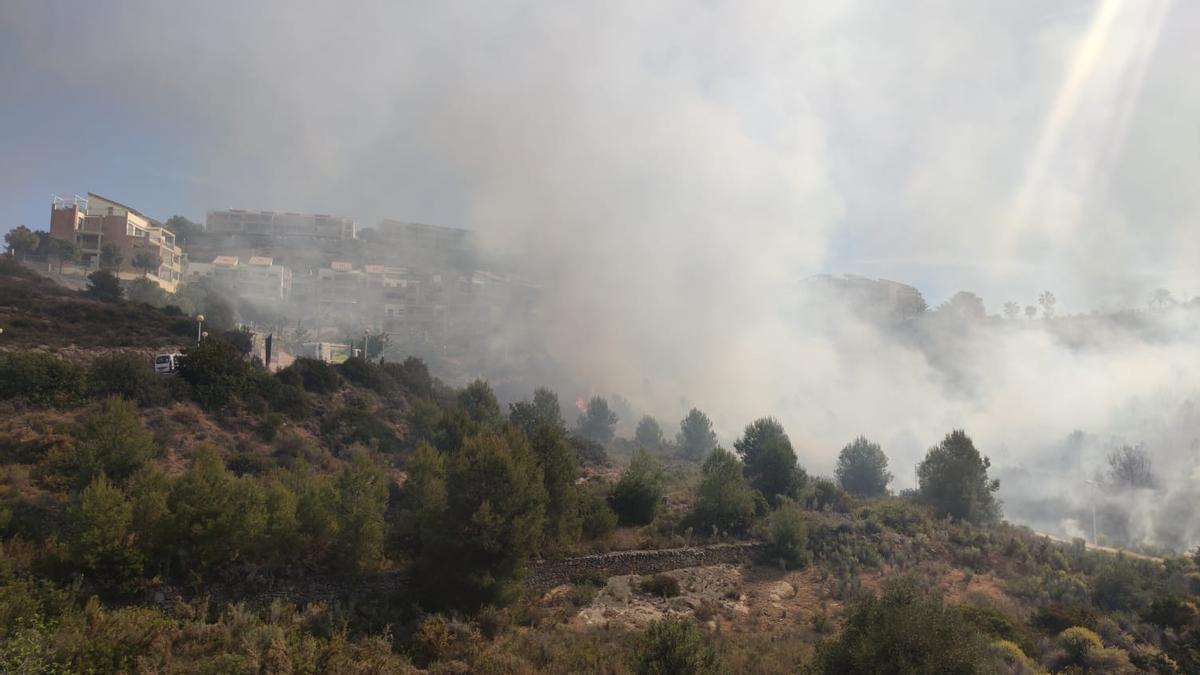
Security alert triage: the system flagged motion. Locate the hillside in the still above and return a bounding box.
[0,268,1197,674]
[0,258,194,356]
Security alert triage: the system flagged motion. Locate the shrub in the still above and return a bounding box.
[568,435,609,466]
[382,356,433,398]
[221,328,254,356]
[1092,559,1143,611]
[88,352,173,406]
[476,606,511,641]
[0,351,85,406]
[176,337,252,409]
[279,358,341,394]
[579,493,618,540]
[988,640,1042,674]
[916,430,1001,525]
[1143,595,1196,629]
[1058,626,1103,664]
[74,397,157,486]
[835,436,892,497]
[70,474,144,596]
[333,449,390,577]
[810,579,992,674]
[689,447,756,536]
[1128,644,1180,674]
[768,498,810,569]
[639,574,680,598]
[413,614,452,665]
[167,446,267,579]
[322,404,402,454]
[86,269,123,302]
[803,477,850,513]
[610,450,664,526]
[630,618,723,675]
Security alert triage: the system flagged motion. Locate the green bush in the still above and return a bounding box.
[611,450,664,526]
[1092,558,1144,611]
[74,397,157,486]
[86,269,123,302]
[176,337,252,409]
[332,449,390,577]
[88,352,177,406]
[166,446,267,579]
[810,579,992,674]
[70,475,144,596]
[381,356,433,397]
[580,493,618,540]
[568,435,609,466]
[1058,626,1104,664]
[689,447,756,535]
[639,574,680,598]
[630,618,723,675]
[0,351,85,406]
[768,498,810,569]
[803,477,850,513]
[321,404,402,454]
[279,357,341,394]
[1143,595,1196,629]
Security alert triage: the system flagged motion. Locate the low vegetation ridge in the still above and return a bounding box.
[0,257,1197,673]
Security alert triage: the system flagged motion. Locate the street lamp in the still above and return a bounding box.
[1083,479,1099,546]
[196,314,205,345]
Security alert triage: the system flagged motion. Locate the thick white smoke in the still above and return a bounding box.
[4,1,1200,547]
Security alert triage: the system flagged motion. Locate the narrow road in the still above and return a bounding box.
[1034,531,1164,564]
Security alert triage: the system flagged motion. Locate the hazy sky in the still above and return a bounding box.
[3,0,1197,309]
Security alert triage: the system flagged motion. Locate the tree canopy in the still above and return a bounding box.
[611,449,664,526]
[576,395,618,446]
[835,436,892,498]
[689,447,756,535]
[676,408,717,460]
[916,430,1000,525]
[634,415,665,449]
[734,417,804,506]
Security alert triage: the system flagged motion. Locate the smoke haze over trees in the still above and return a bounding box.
[3,2,1200,550]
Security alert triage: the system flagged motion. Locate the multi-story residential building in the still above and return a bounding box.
[375,219,474,270]
[206,209,356,240]
[185,255,292,304]
[49,193,184,292]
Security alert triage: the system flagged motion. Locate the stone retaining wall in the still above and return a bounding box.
[146,542,767,610]
[526,542,766,593]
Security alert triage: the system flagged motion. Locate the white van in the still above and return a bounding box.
[154,353,182,374]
